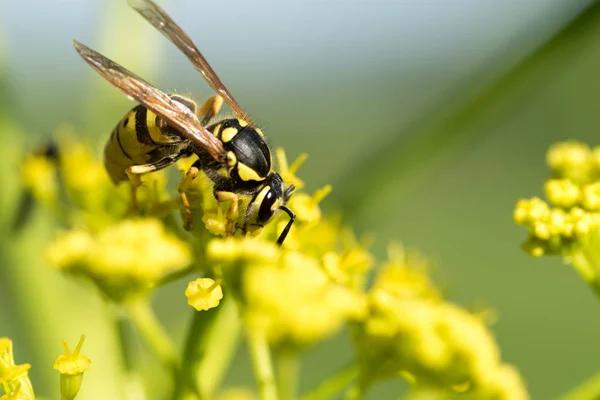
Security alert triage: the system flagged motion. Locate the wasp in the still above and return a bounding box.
[73,0,296,245]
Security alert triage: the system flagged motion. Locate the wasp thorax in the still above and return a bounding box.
[209,119,272,188]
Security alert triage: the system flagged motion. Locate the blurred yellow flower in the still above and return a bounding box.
[21,154,58,205]
[46,219,192,296]
[354,253,528,399]
[547,141,593,183]
[186,278,224,311]
[545,179,581,208]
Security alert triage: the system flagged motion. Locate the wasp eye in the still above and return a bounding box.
[258,189,277,224]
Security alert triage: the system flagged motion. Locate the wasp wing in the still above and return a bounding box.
[73,40,225,162]
[128,0,253,125]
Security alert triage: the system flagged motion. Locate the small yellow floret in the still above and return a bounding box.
[276,148,306,190]
[45,230,93,270]
[513,197,550,225]
[21,154,58,204]
[547,141,593,182]
[186,278,224,311]
[288,186,331,224]
[54,336,90,400]
[208,237,280,265]
[582,182,600,211]
[545,179,581,208]
[202,208,228,236]
[53,336,90,376]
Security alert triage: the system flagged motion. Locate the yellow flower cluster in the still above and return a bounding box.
[514,197,596,256]
[46,218,192,297]
[355,251,528,399]
[513,141,600,257]
[0,338,34,400]
[22,132,529,398]
[208,236,366,346]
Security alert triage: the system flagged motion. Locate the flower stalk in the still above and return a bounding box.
[247,329,278,400]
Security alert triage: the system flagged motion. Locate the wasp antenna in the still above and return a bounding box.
[276,206,296,246]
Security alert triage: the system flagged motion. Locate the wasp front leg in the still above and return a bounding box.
[215,191,239,236]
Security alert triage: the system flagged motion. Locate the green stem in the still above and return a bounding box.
[173,296,240,400]
[123,297,179,374]
[115,312,147,400]
[570,248,600,300]
[560,371,600,400]
[300,364,358,400]
[247,329,279,400]
[276,349,299,400]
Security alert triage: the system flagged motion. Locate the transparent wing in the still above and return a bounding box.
[128,0,253,124]
[73,39,225,162]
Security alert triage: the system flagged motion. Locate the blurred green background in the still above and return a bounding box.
[2,0,600,398]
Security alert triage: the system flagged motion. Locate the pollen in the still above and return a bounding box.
[185,278,224,311]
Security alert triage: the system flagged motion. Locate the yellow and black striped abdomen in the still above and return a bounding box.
[104,104,183,183]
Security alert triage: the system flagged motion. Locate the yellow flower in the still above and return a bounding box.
[186,278,224,311]
[54,336,90,400]
[513,197,550,226]
[210,238,364,346]
[276,148,307,190]
[582,182,600,211]
[46,219,192,297]
[208,237,279,266]
[546,141,593,183]
[45,229,93,270]
[243,251,365,345]
[544,179,581,208]
[202,207,228,237]
[21,154,58,205]
[0,339,34,400]
[372,244,438,301]
[288,185,331,224]
[354,250,528,398]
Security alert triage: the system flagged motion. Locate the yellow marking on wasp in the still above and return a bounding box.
[212,124,221,137]
[226,151,237,167]
[221,127,238,143]
[238,119,248,127]
[146,110,167,144]
[237,162,265,182]
[255,128,264,137]
[253,185,270,207]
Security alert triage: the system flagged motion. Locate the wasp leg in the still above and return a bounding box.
[126,152,187,211]
[198,95,224,125]
[215,191,239,235]
[178,159,202,231]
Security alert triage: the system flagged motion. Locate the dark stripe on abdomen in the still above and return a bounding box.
[115,127,133,160]
[135,106,156,145]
